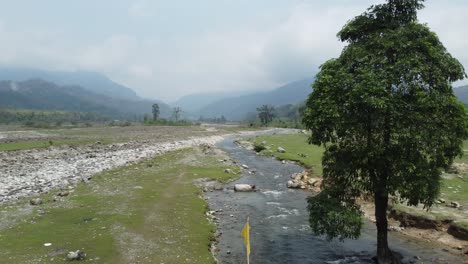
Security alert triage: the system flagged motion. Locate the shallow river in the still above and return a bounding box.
[206,130,464,264]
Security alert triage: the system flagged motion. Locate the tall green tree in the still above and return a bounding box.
[152,103,160,121]
[302,1,468,263]
[172,107,182,122]
[151,104,160,121]
[256,104,275,125]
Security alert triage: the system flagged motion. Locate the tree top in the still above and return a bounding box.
[339,0,425,43]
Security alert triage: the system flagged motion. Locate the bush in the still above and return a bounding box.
[253,143,266,152]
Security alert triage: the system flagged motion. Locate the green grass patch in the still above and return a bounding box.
[391,203,454,222]
[440,175,468,202]
[0,138,114,151]
[452,220,468,230]
[0,148,240,263]
[249,133,324,173]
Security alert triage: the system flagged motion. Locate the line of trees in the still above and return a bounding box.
[0,109,108,124]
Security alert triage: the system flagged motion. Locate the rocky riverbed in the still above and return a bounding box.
[0,135,225,203]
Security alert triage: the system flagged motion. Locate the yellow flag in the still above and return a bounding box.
[241,217,251,256]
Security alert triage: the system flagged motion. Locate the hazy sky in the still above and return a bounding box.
[0,0,467,101]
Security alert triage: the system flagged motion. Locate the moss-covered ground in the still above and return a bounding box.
[0,147,240,263]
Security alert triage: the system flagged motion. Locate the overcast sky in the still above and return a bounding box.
[0,0,467,101]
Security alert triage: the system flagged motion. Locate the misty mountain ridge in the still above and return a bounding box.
[454,85,468,105]
[195,78,314,120]
[172,90,255,113]
[0,79,171,118]
[0,67,139,100]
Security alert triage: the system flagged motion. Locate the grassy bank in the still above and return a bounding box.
[248,133,323,173]
[0,147,240,263]
[0,138,115,151]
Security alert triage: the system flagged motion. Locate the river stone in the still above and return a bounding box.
[67,250,86,261]
[57,191,70,197]
[234,184,255,192]
[277,147,286,153]
[30,198,43,206]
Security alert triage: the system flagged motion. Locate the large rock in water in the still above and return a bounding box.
[234,184,256,192]
[287,170,321,191]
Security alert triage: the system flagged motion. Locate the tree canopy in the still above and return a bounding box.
[302,0,468,262]
[257,105,275,125]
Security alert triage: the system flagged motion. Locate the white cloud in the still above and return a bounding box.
[128,0,151,18]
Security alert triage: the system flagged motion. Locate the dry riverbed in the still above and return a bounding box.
[0,124,253,203]
[0,124,254,263]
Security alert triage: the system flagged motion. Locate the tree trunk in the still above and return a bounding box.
[374,189,401,264]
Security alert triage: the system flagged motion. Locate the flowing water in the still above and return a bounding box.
[206,130,465,264]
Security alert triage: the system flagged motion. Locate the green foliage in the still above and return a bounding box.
[253,142,266,152]
[152,103,160,121]
[0,108,108,125]
[302,0,468,244]
[256,104,275,125]
[143,118,192,126]
[307,190,362,241]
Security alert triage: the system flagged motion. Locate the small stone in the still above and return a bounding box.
[277,147,286,153]
[67,250,86,261]
[30,198,43,206]
[224,169,232,174]
[450,201,461,208]
[57,191,70,197]
[282,160,286,164]
[44,243,52,247]
[241,164,249,169]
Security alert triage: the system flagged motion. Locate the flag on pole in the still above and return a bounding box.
[241,216,251,258]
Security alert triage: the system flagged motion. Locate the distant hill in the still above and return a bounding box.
[197,78,314,120]
[0,79,171,119]
[454,85,468,105]
[0,67,139,100]
[172,91,251,114]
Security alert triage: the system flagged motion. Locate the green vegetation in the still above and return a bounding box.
[143,118,193,126]
[0,138,114,151]
[391,204,454,223]
[0,108,107,126]
[249,133,323,172]
[256,105,275,125]
[0,148,240,263]
[441,175,468,202]
[301,1,468,262]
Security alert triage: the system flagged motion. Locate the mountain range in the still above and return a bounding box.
[188,78,314,120]
[2,66,467,122]
[0,68,171,119]
[0,67,138,100]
